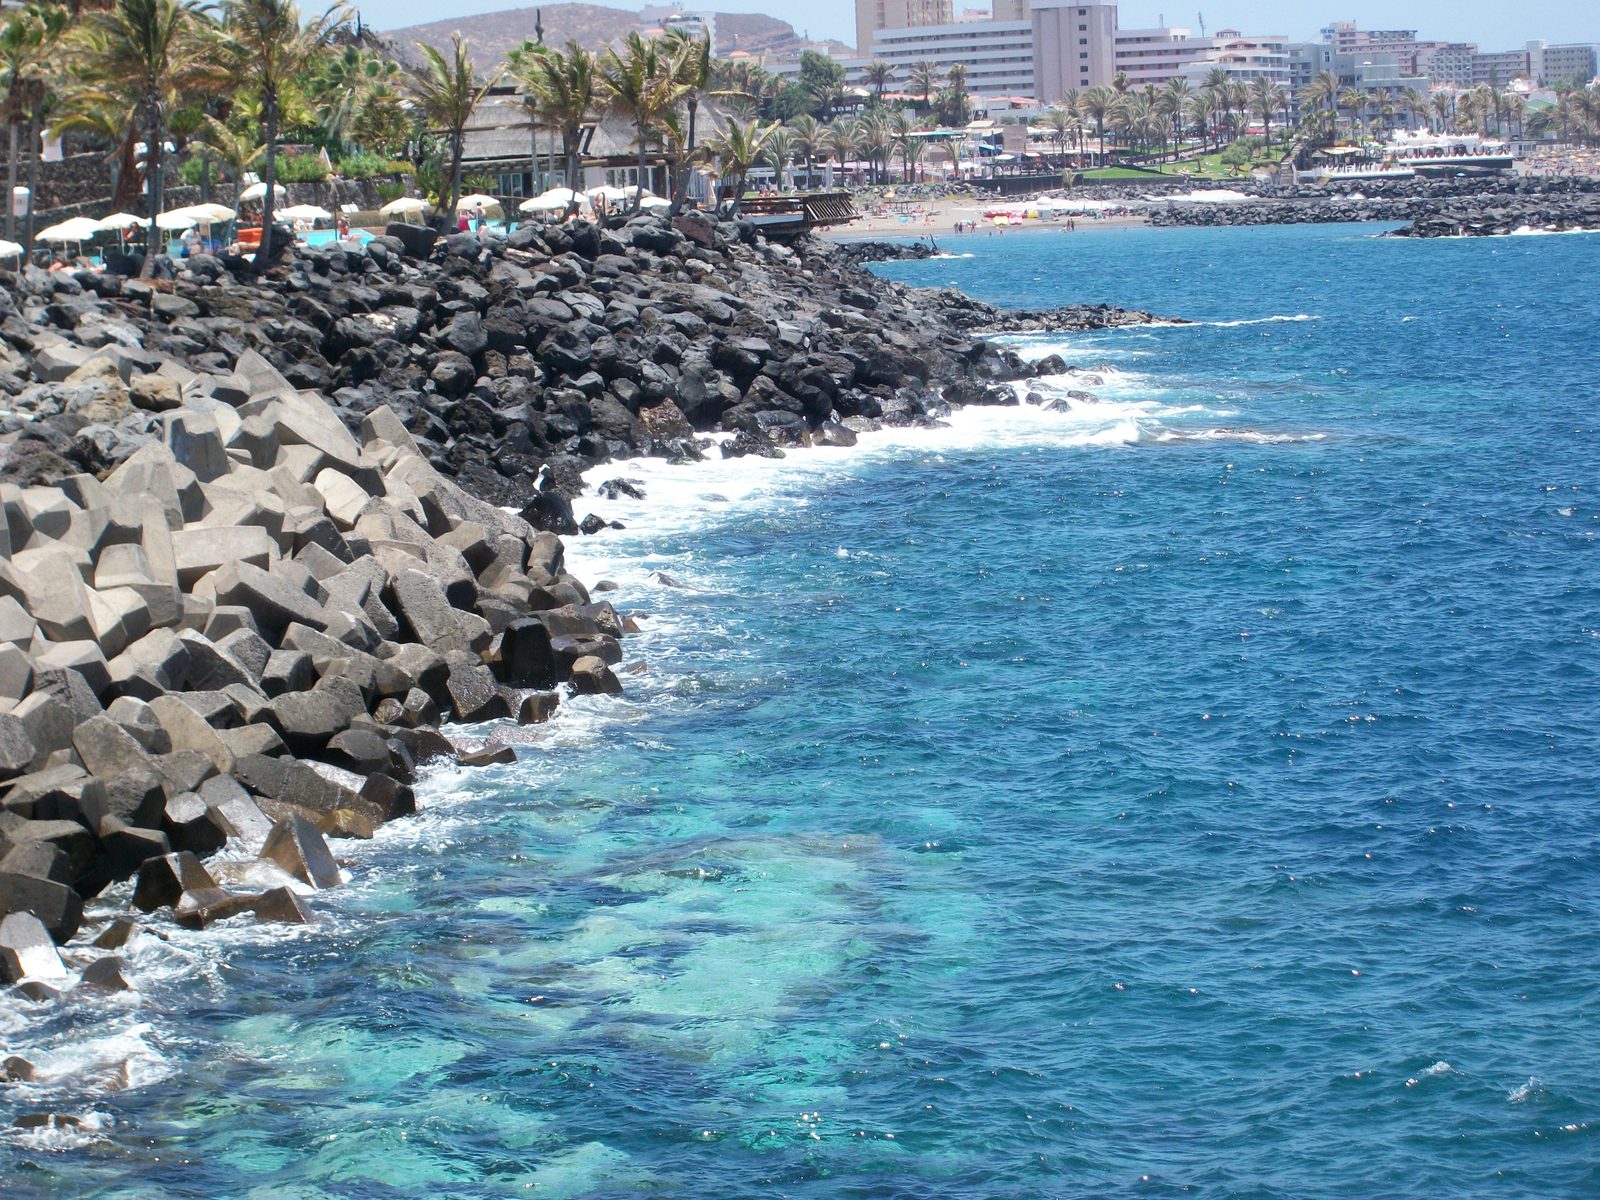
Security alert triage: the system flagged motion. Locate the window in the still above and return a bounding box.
[1079,51,1087,59]
[496,172,525,197]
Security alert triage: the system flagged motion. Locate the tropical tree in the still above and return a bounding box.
[1163,78,1191,150]
[945,62,967,124]
[407,33,502,219]
[600,31,685,211]
[661,26,710,209]
[1,2,69,244]
[74,0,207,273]
[907,60,938,111]
[1042,102,1079,164]
[1249,77,1288,146]
[213,0,345,266]
[1399,85,1428,132]
[1337,87,1365,137]
[1186,89,1218,150]
[309,43,401,153]
[787,112,821,188]
[823,116,856,182]
[704,115,776,212]
[1080,85,1114,160]
[762,125,794,189]
[887,108,920,180]
[862,58,894,105]
[517,40,597,206]
[1430,90,1453,134]
[189,112,264,213]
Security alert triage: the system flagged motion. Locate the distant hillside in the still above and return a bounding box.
[384,3,850,68]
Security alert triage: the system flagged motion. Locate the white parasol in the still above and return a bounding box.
[35,217,105,242]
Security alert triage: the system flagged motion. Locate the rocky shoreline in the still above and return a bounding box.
[0,211,1165,1029]
[1143,175,1600,237]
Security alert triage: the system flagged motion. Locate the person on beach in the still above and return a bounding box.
[474,203,487,232]
[456,209,470,232]
[336,212,350,239]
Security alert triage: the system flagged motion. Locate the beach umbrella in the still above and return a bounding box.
[0,238,23,262]
[175,202,236,223]
[380,196,429,215]
[239,180,286,202]
[35,216,105,242]
[638,195,671,210]
[155,210,197,230]
[278,204,332,222]
[456,193,502,211]
[520,187,588,212]
[99,211,146,230]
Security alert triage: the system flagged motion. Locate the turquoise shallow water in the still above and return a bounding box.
[4,223,1600,1197]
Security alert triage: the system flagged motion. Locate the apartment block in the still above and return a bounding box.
[1030,0,1118,100]
[855,0,955,56]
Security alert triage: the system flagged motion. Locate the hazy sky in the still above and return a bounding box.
[360,0,1597,51]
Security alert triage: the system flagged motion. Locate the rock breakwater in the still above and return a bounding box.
[1145,175,1600,236]
[0,208,1166,1029]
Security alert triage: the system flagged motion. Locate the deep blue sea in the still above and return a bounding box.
[5,222,1600,1198]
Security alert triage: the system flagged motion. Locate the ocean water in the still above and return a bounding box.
[5,222,1600,1198]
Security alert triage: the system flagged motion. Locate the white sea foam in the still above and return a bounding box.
[1507,1077,1543,1103]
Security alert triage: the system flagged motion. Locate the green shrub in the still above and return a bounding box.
[335,151,409,180]
[375,180,408,204]
[178,157,209,186]
[273,154,328,183]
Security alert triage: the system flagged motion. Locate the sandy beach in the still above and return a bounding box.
[821,192,1150,240]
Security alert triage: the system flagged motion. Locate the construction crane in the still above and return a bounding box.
[1197,11,1206,36]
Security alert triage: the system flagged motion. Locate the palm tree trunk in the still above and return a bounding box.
[5,124,17,242]
[260,92,279,270]
[449,127,463,216]
[633,119,646,214]
[23,112,40,246]
[142,100,162,280]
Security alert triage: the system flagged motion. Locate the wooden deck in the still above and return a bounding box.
[739,192,858,237]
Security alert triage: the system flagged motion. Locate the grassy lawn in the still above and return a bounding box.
[1078,166,1168,181]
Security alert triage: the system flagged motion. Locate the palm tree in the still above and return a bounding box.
[74,0,207,274]
[408,33,502,220]
[1186,90,1217,151]
[1080,85,1114,162]
[1337,87,1365,138]
[823,117,856,183]
[704,116,777,212]
[762,125,794,189]
[660,27,709,209]
[519,41,597,207]
[1163,78,1191,151]
[600,31,685,211]
[1249,77,1287,147]
[1399,85,1428,132]
[945,63,967,124]
[888,108,919,180]
[190,113,263,214]
[857,110,892,184]
[1041,103,1077,166]
[788,113,821,189]
[1,3,68,244]
[311,43,400,152]
[907,60,938,110]
[214,0,345,266]
[1430,90,1453,135]
[863,59,893,105]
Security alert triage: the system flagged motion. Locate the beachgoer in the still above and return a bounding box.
[456,210,470,232]
[474,203,487,231]
[336,212,350,238]
[180,227,200,257]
